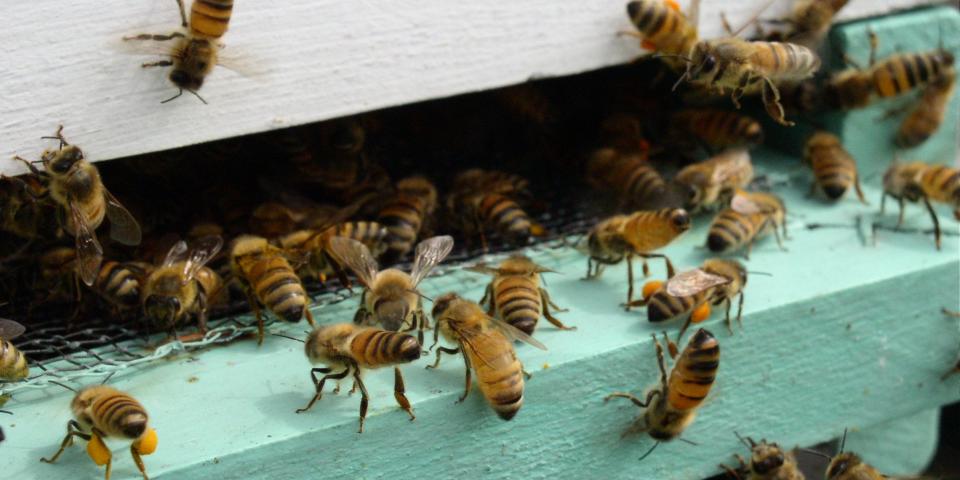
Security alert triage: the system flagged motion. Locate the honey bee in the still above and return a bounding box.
[36,246,82,304]
[669,109,764,151]
[802,132,867,203]
[638,259,747,342]
[248,202,307,238]
[278,221,389,285]
[880,162,959,250]
[296,323,421,433]
[763,0,849,48]
[459,192,537,247]
[142,236,224,336]
[229,235,315,344]
[896,68,956,148]
[124,0,234,103]
[467,255,575,336]
[674,148,754,213]
[586,148,667,211]
[721,433,805,480]
[451,169,530,198]
[428,292,547,420]
[331,235,453,346]
[0,318,29,381]
[42,385,158,480]
[0,174,60,241]
[679,39,821,126]
[826,31,955,110]
[623,0,700,70]
[604,329,719,459]
[377,176,439,263]
[94,260,151,313]
[584,208,691,309]
[706,190,787,258]
[13,126,142,287]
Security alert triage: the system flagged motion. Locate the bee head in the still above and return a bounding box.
[751,441,785,474]
[169,66,204,91]
[431,292,460,319]
[46,145,84,175]
[826,452,860,479]
[688,43,719,83]
[376,298,410,332]
[144,295,182,326]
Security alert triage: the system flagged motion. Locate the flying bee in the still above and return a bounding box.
[637,259,747,342]
[897,68,957,148]
[802,132,867,203]
[586,148,667,211]
[707,190,787,258]
[762,0,849,48]
[467,255,575,336]
[296,323,421,433]
[277,221,389,285]
[604,329,719,460]
[377,176,439,263]
[674,148,754,213]
[42,385,158,480]
[13,126,142,287]
[669,109,764,152]
[142,236,224,337]
[428,293,547,420]
[229,235,315,344]
[721,433,805,480]
[331,235,453,346]
[0,319,29,381]
[880,161,959,250]
[584,208,691,309]
[623,0,700,71]
[679,39,821,126]
[123,0,235,103]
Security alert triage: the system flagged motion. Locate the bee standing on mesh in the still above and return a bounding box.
[674,148,754,213]
[447,169,536,248]
[13,126,142,287]
[330,235,453,346]
[802,132,867,204]
[0,319,29,381]
[706,190,788,259]
[277,220,389,286]
[604,329,720,460]
[879,161,959,250]
[586,148,667,211]
[428,293,547,420]
[720,433,805,480]
[584,208,691,309]
[296,323,421,433]
[467,255,576,336]
[123,0,235,103]
[42,385,158,480]
[896,68,956,148]
[377,176,439,263]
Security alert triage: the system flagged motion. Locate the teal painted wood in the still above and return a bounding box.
[2,149,958,480]
[846,408,941,476]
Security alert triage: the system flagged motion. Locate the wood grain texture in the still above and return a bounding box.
[0,0,940,174]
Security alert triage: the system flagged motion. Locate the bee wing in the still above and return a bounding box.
[182,235,223,283]
[0,319,26,340]
[216,49,270,82]
[710,149,751,184]
[489,315,548,351]
[730,191,763,215]
[104,189,142,246]
[410,236,454,287]
[328,237,378,287]
[687,0,701,31]
[71,201,104,287]
[162,240,190,267]
[666,269,730,297]
[463,263,498,275]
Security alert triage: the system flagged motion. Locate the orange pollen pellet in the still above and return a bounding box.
[691,303,712,323]
[642,280,664,300]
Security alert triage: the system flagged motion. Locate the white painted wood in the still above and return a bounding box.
[0,0,939,174]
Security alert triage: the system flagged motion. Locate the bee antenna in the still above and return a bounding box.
[746,271,773,276]
[0,409,11,415]
[189,89,208,105]
[671,71,690,92]
[48,381,78,393]
[678,437,700,446]
[839,428,848,454]
[734,431,753,448]
[638,441,661,462]
[407,289,434,302]
[161,89,184,104]
[100,371,116,385]
[800,448,832,460]
[272,333,305,343]
[653,54,693,63]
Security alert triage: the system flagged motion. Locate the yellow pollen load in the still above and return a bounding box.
[86,433,111,466]
[135,428,159,455]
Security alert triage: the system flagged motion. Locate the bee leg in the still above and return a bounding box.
[603,390,660,408]
[129,444,148,480]
[123,33,186,42]
[624,255,635,311]
[676,313,694,344]
[40,420,90,464]
[480,283,494,314]
[349,381,358,396]
[736,293,744,329]
[426,347,460,370]
[175,0,188,28]
[616,30,646,40]
[296,367,349,413]
[393,367,415,421]
[867,28,879,67]
[522,368,533,380]
[772,222,787,252]
[720,12,735,36]
[718,462,742,479]
[541,288,575,331]
[895,197,906,229]
[661,331,679,360]
[942,360,960,381]
[141,60,175,68]
[921,195,942,250]
[352,368,370,433]
[854,175,869,205]
[584,258,593,280]
[761,77,794,126]
[304,306,316,327]
[456,353,473,404]
[197,291,209,334]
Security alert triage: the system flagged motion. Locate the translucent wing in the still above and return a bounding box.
[71,201,104,287]
[410,235,454,287]
[328,237,378,287]
[710,149,752,184]
[104,189,142,246]
[162,240,190,267]
[181,235,223,283]
[0,319,26,340]
[688,0,701,31]
[730,191,762,214]
[489,315,548,351]
[666,269,730,297]
[463,263,498,276]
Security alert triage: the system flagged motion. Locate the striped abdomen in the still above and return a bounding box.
[872,51,954,98]
[646,289,711,323]
[750,42,821,80]
[493,276,542,336]
[378,195,428,260]
[349,328,421,368]
[672,109,763,148]
[190,0,233,39]
[706,209,759,253]
[0,339,28,381]
[477,193,532,245]
[920,164,960,206]
[246,256,308,322]
[623,208,688,252]
[468,330,525,420]
[332,221,388,254]
[627,0,698,55]
[95,261,142,307]
[897,71,956,147]
[614,157,667,209]
[667,329,719,411]
[89,391,149,439]
[804,133,859,200]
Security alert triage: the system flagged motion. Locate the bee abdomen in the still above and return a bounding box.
[92,393,149,439]
[673,110,763,148]
[0,339,28,381]
[495,280,542,336]
[190,0,234,39]
[351,329,421,366]
[252,261,307,322]
[627,0,694,53]
[763,42,821,78]
[96,261,141,307]
[378,196,426,260]
[707,210,754,252]
[478,194,531,244]
[806,140,857,200]
[921,165,960,204]
[668,329,719,411]
[646,291,696,323]
[478,361,524,421]
[873,52,951,98]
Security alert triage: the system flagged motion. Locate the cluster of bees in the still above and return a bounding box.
[0,0,958,479]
